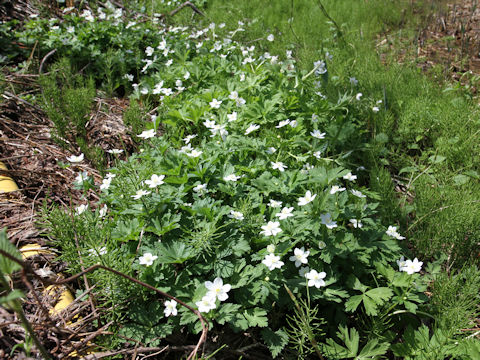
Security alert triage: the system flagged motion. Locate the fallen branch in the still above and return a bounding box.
[0,249,208,360]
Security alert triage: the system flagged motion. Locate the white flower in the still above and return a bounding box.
[205,277,231,301]
[372,106,380,113]
[306,270,327,288]
[88,246,107,256]
[132,189,151,200]
[100,176,113,191]
[262,253,284,271]
[266,147,277,154]
[196,294,217,313]
[67,153,84,163]
[193,183,207,195]
[75,204,88,215]
[245,124,260,135]
[401,258,423,275]
[289,247,310,267]
[184,71,190,80]
[36,267,54,278]
[271,161,287,172]
[209,98,222,109]
[330,185,346,194]
[139,252,158,266]
[229,91,239,101]
[310,130,326,139]
[350,77,358,86]
[145,174,165,188]
[145,46,154,56]
[351,189,366,198]
[183,134,197,144]
[74,172,89,185]
[343,172,357,181]
[356,93,363,101]
[138,129,156,139]
[203,119,216,129]
[266,244,276,253]
[268,199,282,208]
[275,207,294,220]
[267,34,275,42]
[289,120,298,128]
[260,221,282,236]
[228,210,244,221]
[397,256,406,271]
[298,190,316,206]
[227,112,237,122]
[187,149,203,158]
[99,204,108,218]
[318,241,327,249]
[223,174,241,182]
[320,213,337,229]
[386,225,405,240]
[276,119,290,128]
[349,219,363,228]
[239,73,246,81]
[107,149,123,154]
[164,299,177,317]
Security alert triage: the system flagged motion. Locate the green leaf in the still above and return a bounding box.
[155,241,193,264]
[428,155,446,164]
[261,328,288,358]
[243,307,268,327]
[453,174,469,186]
[365,287,393,305]
[345,295,363,313]
[216,303,241,325]
[356,339,389,359]
[0,289,24,305]
[0,228,22,275]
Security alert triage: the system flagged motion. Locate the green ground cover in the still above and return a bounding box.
[1,0,480,358]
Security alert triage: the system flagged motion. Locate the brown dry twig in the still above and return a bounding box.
[0,249,208,360]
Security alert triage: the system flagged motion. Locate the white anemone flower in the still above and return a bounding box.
[145,174,165,188]
[275,207,294,220]
[67,153,84,163]
[343,172,357,182]
[271,161,287,172]
[205,277,231,301]
[138,129,156,139]
[320,213,337,229]
[260,221,282,237]
[298,191,316,206]
[310,130,326,139]
[196,294,217,313]
[228,210,244,221]
[132,189,151,200]
[306,270,327,288]
[262,253,284,271]
[139,252,158,266]
[164,299,177,317]
[245,124,260,135]
[330,185,346,194]
[289,247,310,267]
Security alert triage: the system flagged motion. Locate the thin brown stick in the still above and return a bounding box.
[0,249,207,360]
[39,49,57,74]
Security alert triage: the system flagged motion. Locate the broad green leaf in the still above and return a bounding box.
[0,289,24,305]
[261,328,288,358]
[243,307,268,327]
[345,295,363,313]
[0,228,22,275]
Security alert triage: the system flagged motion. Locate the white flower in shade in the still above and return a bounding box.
[184,71,190,80]
[36,267,54,278]
[67,153,84,163]
[276,119,290,128]
[245,124,260,135]
[306,270,327,288]
[313,151,322,159]
[223,174,241,182]
[229,91,240,101]
[386,226,405,240]
[349,219,363,228]
[372,106,380,113]
[75,204,88,215]
[351,189,366,198]
[271,161,287,172]
[132,189,151,200]
[299,266,310,278]
[268,199,282,208]
[262,253,284,271]
[107,149,124,154]
[205,277,231,301]
[266,147,277,154]
[196,294,217,313]
[138,129,156,139]
[310,130,326,139]
[193,183,207,195]
[139,252,158,266]
[203,119,216,129]
[88,246,107,256]
[356,93,363,101]
[209,98,222,109]
[227,112,237,122]
[396,256,406,271]
[298,191,316,206]
[239,73,246,81]
[75,172,89,185]
[99,204,108,218]
[260,221,282,236]
[320,213,337,229]
[343,172,357,181]
[318,241,327,249]
[164,299,177,317]
[401,258,423,275]
[275,207,294,220]
[289,247,310,267]
[183,134,197,144]
[100,176,113,191]
[330,185,346,194]
[267,34,274,42]
[289,120,298,128]
[145,174,165,188]
[266,244,276,253]
[145,46,154,56]
[228,210,244,221]
[187,149,203,158]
